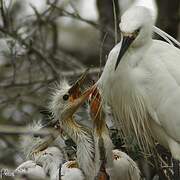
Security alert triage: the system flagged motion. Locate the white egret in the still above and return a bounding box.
[49,73,97,180]
[18,120,65,180]
[34,146,85,180]
[14,160,46,180]
[89,87,142,180]
[98,0,180,163]
[17,135,85,180]
[18,119,85,180]
[59,161,85,180]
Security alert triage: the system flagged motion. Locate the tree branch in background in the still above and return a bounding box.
[0,125,59,137]
[0,67,100,89]
[96,0,120,64]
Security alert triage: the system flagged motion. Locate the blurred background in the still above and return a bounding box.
[0,0,179,178]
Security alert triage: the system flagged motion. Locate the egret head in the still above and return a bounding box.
[49,69,94,127]
[115,6,155,70]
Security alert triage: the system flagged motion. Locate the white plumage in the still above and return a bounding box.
[98,0,180,160]
[15,147,85,180]
[34,146,64,180]
[49,80,96,180]
[60,161,85,180]
[112,149,142,180]
[14,160,46,180]
[16,120,85,180]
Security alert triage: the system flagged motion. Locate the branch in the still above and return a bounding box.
[0,67,101,88]
[50,3,99,29]
[0,0,8,28]
[0,125,59,137]
[0,26,59,78]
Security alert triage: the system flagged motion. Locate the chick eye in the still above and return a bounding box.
[136,28,140,34]
[63,94,69,101]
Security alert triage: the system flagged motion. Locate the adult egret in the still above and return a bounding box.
[89,87,142,180]
[98,0,180,163]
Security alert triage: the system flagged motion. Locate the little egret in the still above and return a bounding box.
[60,161,85,180]
[18,120,85,180]
[49,72,97,180]
[98,0,180,162]
[14,160,46,180]
[89,87,142,180]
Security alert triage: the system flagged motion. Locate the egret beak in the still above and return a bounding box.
[31,129,60,158]
[115,35,135,70]
[68,68,89,98]
[62,85,96,120]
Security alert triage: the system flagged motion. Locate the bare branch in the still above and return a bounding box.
[0,125,59,137]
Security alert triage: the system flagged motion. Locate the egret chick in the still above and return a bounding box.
[14,160,46,180]
[19,119,85,180]
[60,161,85,180]
[49,71,97,180]
[19,120,66,180]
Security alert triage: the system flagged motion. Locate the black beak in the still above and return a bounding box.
[115,36,135,70]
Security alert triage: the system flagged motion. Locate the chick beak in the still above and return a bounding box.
[68,68,89,99]
[115,34,135,70]
[63,85,96,120]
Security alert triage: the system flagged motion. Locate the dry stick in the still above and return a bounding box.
[0,125,59,137]
[51,5,98,29]
[99,33,108,78]
[0,67,101,89]
[0,0,8,28]
[0,26,59,78]
[112,0,118,45]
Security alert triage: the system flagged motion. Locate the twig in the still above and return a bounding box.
[112,0,118,44]
[0,67,101,88]
[99,33,108,77]
[50,4,99,29]
[0,125,59,137]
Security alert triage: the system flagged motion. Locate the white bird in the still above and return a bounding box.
[49,72,97,180]
[34,146,85,180]
[18,120,86,180]
[14,160,46,180]
[34,146,64,180]
[59,161,85,180]
[98,0,180,162]
[17,136,85,180]
[18,121,65,179]
[88,87,142,180]
[16,70,95,180]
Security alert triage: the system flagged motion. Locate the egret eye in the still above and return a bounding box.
[63,94,69,101]
[135,28,140,34]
